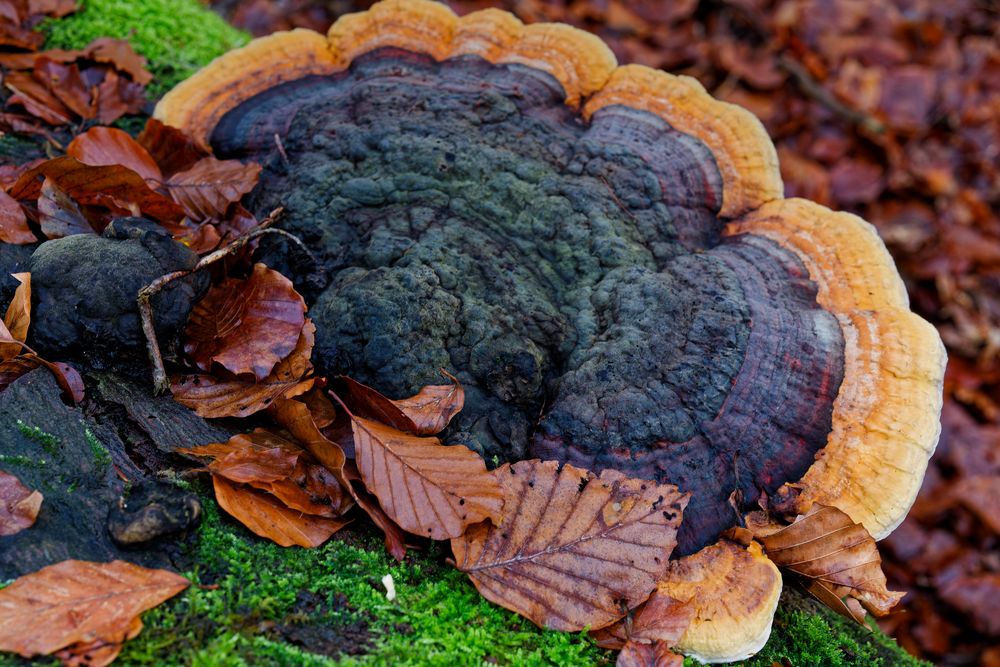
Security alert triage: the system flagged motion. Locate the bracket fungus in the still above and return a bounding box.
[156,0,946,662]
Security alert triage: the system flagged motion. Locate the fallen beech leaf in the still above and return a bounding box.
[616,641,684,667]
[83,38,152,85]
[452,460,688,631]
[53,616,141,667]
[172,320,315,418]
[268,395,347,475]
[592,589,694,649]
[347,413,502,540]
[91,68,145,125]
[212,476,349,548]
[37,176,92,238]
[0,559,188,659]
[30,1,79,19]
[0,469,42,536]
[165,156,262,220]
[3,273,30,347]
[136,118,207,178]
[0,190,36,244]
[36,357,85,405]
[9,156,183,223]
[755,504,904,622]
[343,460,408,561]
[391,370,465,435]
[67,126,162,184]
[184,263,306,380]
[331,375,417,432]
[0,355,42,391]
[4,70,73,125]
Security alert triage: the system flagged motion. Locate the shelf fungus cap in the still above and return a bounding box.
[156,0,945,662]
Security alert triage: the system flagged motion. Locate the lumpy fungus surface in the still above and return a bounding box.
[157,2,945,660]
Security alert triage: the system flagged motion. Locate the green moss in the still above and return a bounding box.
[15,419,60,454]
[41,0,249,97]
[0,453,44,467]
[84,427,112,468]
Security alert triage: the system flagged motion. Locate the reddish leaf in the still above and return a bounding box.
[267,394,347,475]
[165,157,262,221]
[452,460,688,632]
[0,273,30,360]
[29,1,78,19]
[347,413,502,540]
[0,190,35,244]
[755,504,904,622]
[3,70,72,125]
[92,68,145,124]
[83,38,152,85]
[67,126,163,184]
[184,263,307,380]
[172,319,315,418]
[0,355,41,391]
[0,469,42,536]
[331,375,418,433]
[592,589,694,649]
[616,641,684,667]
[37,176,92,239]
[343,460,408,561]
[32,57,93,119]
[390,370,464,435]
[212,476,349,548]
[9,156,183,223]
[135,118,207,178]
[0,560,188,659]
[35,357,84,404]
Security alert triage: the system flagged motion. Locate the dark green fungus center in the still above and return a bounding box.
[212,48,844,555]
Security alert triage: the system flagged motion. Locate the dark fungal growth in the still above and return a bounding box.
[210,49,844,555]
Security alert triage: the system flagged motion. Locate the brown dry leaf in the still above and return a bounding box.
[0,272,29,361]
[212,476,349,548]
[342,460,408,561]
[391,369,465,435]
[83,38,152,85]
[35,357,84,404]
[184,263,306,380]
[165,156,262,221]
[616,641,684,667]
[267,394,347,475]
[53,615,141,667]
[67,126,162,184]
[0,559,188,659]
[172,319,315,418]
[0,469,42,536]
[592,589,694,649]
[9,156,183,223]
[347,413,502,540]
[756,504,904,622]
[0,355,42,391]
[37,176,92,239]
[0,191,36,244]
[135,118,207,179]
[331,375,417,433]
[452,460,688,631]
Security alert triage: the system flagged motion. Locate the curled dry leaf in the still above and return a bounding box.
[0,559,188,660]
[67,126,162,184]
[267,393,346,475]
[331,375,418,432]
[592,589,694,649]
[754,504,904,623]
[37,176,91,238]
[172,319,315,418]
[135,118,207,179]
[165,156,262,221]
[0,191,36,244]
[0,469,42,536]
[390,369,465,435]
[83,38,152,86]
[342,460,409,561]
[452,460,688,632]
[184,263,307,380]
[53,616,142,667]
[616,641,684,667]
[347,412,502,540]
[212,476,349,548]
[0,273,29,360]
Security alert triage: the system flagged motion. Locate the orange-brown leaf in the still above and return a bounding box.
[267,395,347,475]
[592,589,694,650]
[616,641,684,667]
[83,38,152,85]
[67,126,162,184]
[135,118,207,179]
[343,460,408,561]
[0,469,42,536]
[331,375,417,433]
[0,559,188,658]
[0,191,36,244]
[165,156,261,220]
[173,320,314,418]
[184,263,306,380]
[755,504,904,621]
[350,414,502,540]
[391,370,464,435]
[0,355,41,390]
[53,616,141,667]
[37,176,92,238]
[3,273,31,348]
[452,460,688,632]
[212,476,349,548]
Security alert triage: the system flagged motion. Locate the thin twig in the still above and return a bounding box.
[139,207,296,394]
[778,56,886,134]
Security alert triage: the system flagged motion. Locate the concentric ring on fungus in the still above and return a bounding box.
[156,1,946,662]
